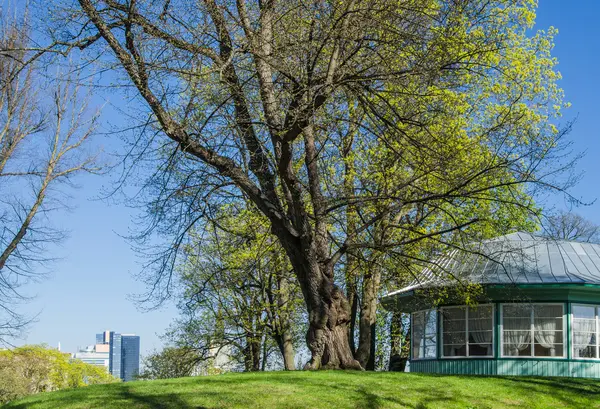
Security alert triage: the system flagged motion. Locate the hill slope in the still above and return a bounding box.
[4,371,600,409]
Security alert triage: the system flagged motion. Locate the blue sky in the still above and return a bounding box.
[14,0,600,357]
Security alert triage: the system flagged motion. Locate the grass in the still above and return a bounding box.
[4,371,600,409]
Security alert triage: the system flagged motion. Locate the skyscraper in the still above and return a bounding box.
[121,335,140,381]
[108,332,122,379]
[104,331,140,381]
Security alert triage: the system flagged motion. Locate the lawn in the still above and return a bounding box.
[4,371,600,409]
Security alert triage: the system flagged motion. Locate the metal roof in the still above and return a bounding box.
[385,232,600,298]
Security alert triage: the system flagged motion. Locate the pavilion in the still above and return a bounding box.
[382,232,600,377]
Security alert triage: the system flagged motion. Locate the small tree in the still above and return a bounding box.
[138,347,201,380]
[168,205,304,371]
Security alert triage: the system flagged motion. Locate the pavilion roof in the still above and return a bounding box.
[384,232,600,298]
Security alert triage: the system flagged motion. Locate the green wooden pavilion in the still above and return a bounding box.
[382,232,600,378]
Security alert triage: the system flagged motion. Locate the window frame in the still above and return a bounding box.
[440,304,495,359]
[500,302,566,359]
[410,308,438,361]
[571,303,600,360]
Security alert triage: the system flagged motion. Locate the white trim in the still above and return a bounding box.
[440,304,495,359]
[500,302,566,359]
[570,303,600,360]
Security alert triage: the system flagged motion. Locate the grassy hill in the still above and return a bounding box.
[4,371,600,409]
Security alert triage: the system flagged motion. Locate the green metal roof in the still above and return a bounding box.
[384,232,600,299]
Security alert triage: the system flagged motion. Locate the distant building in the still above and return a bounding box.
[121,335,140,381]
[96,331,110,345]
[100,330,140,381]
[108,332,122,379]
[72,345,109,370]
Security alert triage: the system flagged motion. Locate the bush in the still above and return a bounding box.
[0,345,119,404]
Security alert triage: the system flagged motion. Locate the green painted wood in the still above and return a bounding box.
[409,359,600,378]
[384,284,600,313]
[566,302,572,360]
[494,302,501,359]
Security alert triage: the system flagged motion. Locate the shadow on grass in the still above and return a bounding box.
[118,385,208,409]
[4,384,209,409]
[319,371,600,409]
[403,373,600,409]
[493,376,600,408]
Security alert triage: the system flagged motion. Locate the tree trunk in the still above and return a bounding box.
[342,119,358,356]
[281,332,296,370]
[304,284,362,370]
[389,311,409,372]
[367,321,376,370]
[252,337,261,371]
[278,236,362,370]
[275,332,296,371]
[273,256,296,370]
[261,334,268,371]
[348,284,358,354]
[389,310,403,357]
[244,329,261,371]
[355,266,381,369]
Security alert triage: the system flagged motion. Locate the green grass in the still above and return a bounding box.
[4,371,600,409]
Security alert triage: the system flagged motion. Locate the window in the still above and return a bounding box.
[441,305,493,357]
[412,309,437,359]
[501,303,564,357]
[572,304,598,359]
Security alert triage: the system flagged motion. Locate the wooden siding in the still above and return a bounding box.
[410,359,600,378]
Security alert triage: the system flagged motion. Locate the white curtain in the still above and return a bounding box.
[533,305,563,357]
[469,307,492,355]
[504,306,531,356]
[573,319,595,356]
[573,319,595,345]
[533,316,558,356]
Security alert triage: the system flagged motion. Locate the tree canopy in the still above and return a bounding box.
[0,345,118,404]
[23,0,578,369]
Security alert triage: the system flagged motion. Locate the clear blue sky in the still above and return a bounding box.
[14,0,600,357]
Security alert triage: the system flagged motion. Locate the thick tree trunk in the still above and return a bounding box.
[277,233,362,370]
[355,266,381,369]
[304,285,363,370]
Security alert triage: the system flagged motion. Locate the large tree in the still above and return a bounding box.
[40,0,575,369]
[0,9,99,341]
